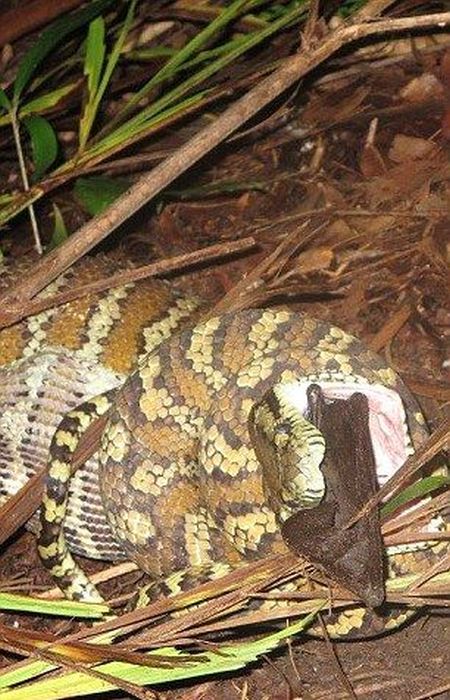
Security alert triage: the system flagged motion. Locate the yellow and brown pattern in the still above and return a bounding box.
[0,255,199,560]
[0,257,446,639]
[98,310,430,572]
[36,306,447,637]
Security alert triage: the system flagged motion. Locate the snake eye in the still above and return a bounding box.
[274,421,292,447]
[275,422,291,435]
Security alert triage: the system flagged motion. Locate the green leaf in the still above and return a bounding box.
[111,0,253,125]
[13,0,114,104]
[48,204,69,250]
[0,608,321,698]
[0,88,11,112]
[0,592,107,618]
[79,0,137,150]
[96,0,307,155]
[85,17,105,97]
[23,83,78,115]
[22,114,58,180]
[381,475,450,519]
[0,84,78,128]
[74,176,130,215]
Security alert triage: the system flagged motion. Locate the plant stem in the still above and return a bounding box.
[10,108,43,254]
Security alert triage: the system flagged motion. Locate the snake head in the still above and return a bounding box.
[249,388,326,521]
[249,377,415,523]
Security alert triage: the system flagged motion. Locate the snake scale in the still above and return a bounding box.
[0,254,446,639]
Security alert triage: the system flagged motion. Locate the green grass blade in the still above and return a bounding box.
[48,203,69,250]
[0,89,11,112]
[86,17,105,98]
[79,16,106,150]
[13,0,114,104]
[127,46,177,61]
[339,0,367,17]
[94,0,137,99]
[91,1,306,159]
[22,114,58,180]
[381,475,450,519]
[179,33,252,72]
[0,662,55,692]
[0,609,321,699]
[79,1,136,151]
[77,92,207,160]
[0,0,308,224]
[0,189,44,223]
[109,0,255,127]
[0,592,108,618]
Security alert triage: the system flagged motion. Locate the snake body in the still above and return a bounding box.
[0,255,198,559]
[0,255,446,638]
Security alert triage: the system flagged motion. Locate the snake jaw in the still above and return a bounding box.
[251,377,415,522]
[272,378,412,490]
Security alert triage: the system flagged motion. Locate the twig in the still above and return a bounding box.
[413,682,450,700]
[10,109,42,255]
[205,227,308,318]
[2,4,450,325]
[368,302,412,352]
[405,551,450,592]
[0,0,86,47]
[382,490,449,535]
[317,615,358,700]
[1,237,256,328]
[38,561,139,600]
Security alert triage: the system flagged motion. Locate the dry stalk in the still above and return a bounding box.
[3,237,255,326]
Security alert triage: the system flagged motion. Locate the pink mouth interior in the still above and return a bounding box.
[284,377,412,486]
[302,382,410,485]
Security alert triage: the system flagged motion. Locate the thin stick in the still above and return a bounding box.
[413,683,450,700]
[3,237,256,327]
[38,562,139,600]
[2,5,449,325]
[368,302,412,352]
[0,0,85,46]
[10,109,42,255]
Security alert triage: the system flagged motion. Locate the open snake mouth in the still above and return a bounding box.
[277,378,413,488]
